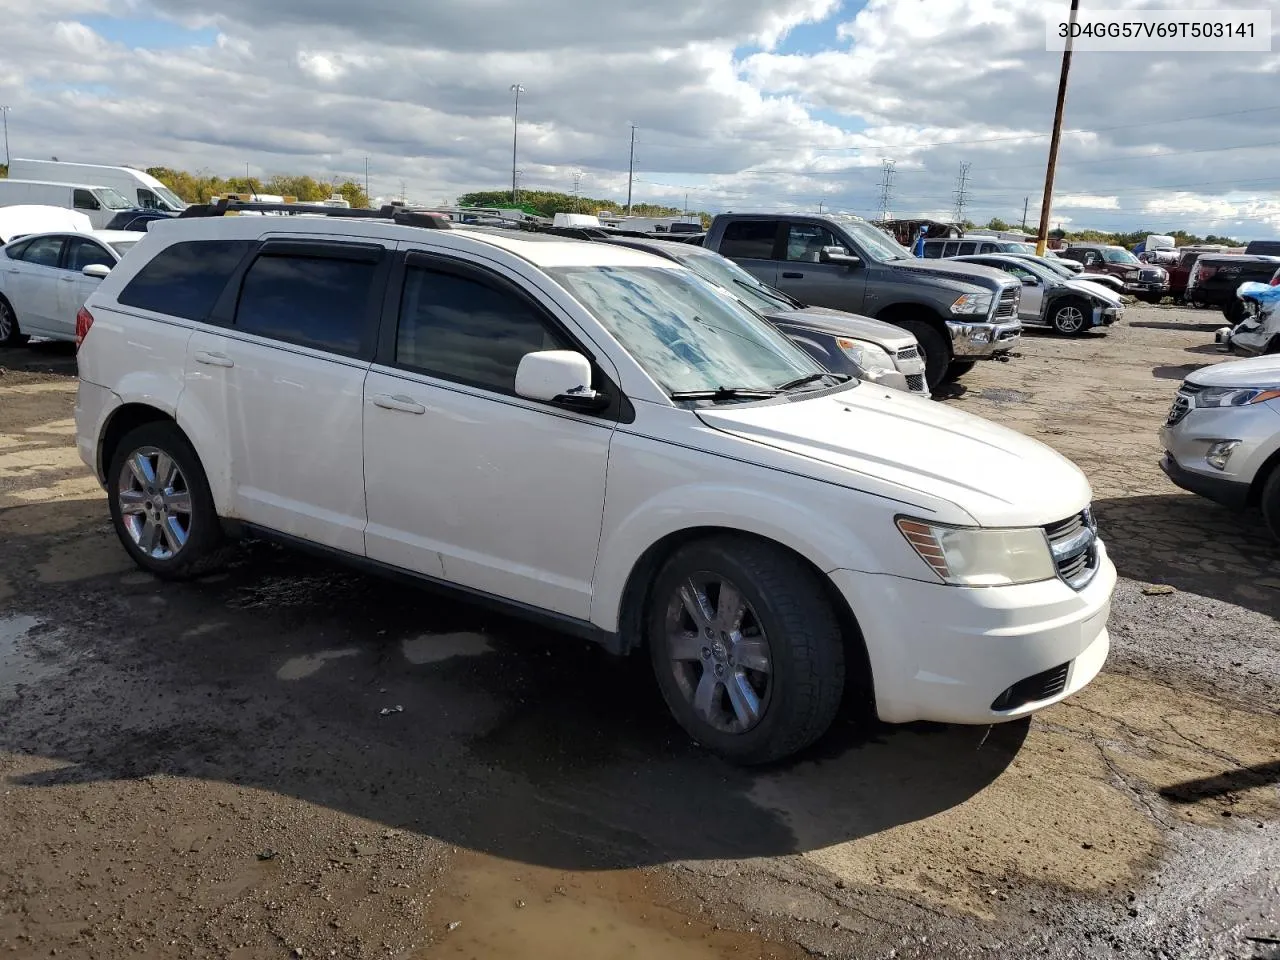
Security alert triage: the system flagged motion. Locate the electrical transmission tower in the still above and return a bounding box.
[953,162,971,224]
[572,171,584,212]
[877,159,896,221]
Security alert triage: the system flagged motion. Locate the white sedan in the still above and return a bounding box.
[0,230,139,345]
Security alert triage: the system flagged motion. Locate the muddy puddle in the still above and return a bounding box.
[0,615,63,702]
[422,851,803,959]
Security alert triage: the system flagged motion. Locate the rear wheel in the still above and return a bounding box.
[1050,298,1089,335]
[1224,299,1246,325]
[106,421,234,580]
[0,297,30,347]
[647,537,847,765]
[896,319,950,392]
[1262,467,1280,543]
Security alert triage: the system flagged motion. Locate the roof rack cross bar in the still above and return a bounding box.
[177,198,452,229]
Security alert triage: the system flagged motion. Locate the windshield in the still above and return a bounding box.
[675,250,798,312]
[832,218,915,261]
[154,185,187,210]
[106,240,138,257]
[96,188,135,211]
[1102,248,1140,265]
[548,265,824,396]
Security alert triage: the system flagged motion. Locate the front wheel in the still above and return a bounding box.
[942,360,976,382]
[895,319,950,392]
[0,297,30,347]
[106,421,233,580]
[1050,298,1090,335]
[1262,467,1280,543]
[1224,299,1246,325]
[647,537,847,765]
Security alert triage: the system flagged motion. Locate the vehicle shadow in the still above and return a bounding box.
[1128,320,1226,333]
[0,503,1027,871]
[1152,363,1211,381]
[1093,492,1279,619]
[0,340,78,376]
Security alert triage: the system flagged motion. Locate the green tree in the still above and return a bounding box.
[986,217,1011,232]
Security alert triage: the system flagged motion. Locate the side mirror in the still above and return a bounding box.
[515,350,607,410]
[820,246,860,267]
[82,263,111,279]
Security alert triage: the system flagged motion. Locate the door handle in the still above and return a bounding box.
[193,350,234,368]
[372,393,426,415]
[782,272,804,279]
[60,275,78,283]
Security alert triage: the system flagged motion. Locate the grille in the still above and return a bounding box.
[906,373,926,393]
[895,345,921,362]
[995,287,1019,320]
[990,662,1071,712]
[1166,382,1201,426]
[1139,268,1164,282]
[1044,508,1098,591]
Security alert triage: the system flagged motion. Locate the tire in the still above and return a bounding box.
[0,296,30,347]
[106,421,234,580]
[942,360,976,383]
[646,536,847,765]
[1049,298,1090,335]
[896,319,951,392]
[1262,467,1280,543]
[1224,299,1246,325]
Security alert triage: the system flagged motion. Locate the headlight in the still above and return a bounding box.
[950,292,993,315]
[896,518,1057,586]
[836,338,897,376]
[1194,386,1280,408]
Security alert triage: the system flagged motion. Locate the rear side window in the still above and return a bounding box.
[718,221,778,260]
[921,241,941,259]
[234,254,377,356]
[15,236,65,267]
[942,241,959,257]
[395,264,568,393]
[1245,241,1280,256]
[118,240,253,320]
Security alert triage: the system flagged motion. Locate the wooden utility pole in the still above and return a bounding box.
[1036,0,1080,255]
[1021,196,1030,231]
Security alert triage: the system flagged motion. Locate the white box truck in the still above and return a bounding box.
[0,180,137,230]
[7,159,188,213]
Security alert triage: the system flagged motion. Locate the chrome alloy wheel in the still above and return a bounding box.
[116,446,194,560]
[1054,304,1086,333]
[664,574,773,734]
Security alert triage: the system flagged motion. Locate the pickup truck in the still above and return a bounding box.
[1055,244,1169,302]
[702,213,1022,389]
[1187,254,1280,322]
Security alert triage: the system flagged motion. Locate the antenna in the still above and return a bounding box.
[953,161,971,224]
[877,159,896,221]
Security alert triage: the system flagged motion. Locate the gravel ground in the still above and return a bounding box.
[0,304,1277,960]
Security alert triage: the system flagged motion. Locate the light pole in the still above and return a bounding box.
[510,83,525,206]
[1,106,10,169]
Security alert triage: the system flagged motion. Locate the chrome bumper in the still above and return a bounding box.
[947,319,1023,358]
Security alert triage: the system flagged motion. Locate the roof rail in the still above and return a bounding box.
[177,198,453,229]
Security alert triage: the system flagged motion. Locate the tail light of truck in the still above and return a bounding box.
[75,307,94,350]
[1196,264,1218,282]
[1270,271,1280,286]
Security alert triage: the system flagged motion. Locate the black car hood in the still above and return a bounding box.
[763,305,918,346]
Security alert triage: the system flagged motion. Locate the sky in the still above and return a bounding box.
[1,0,1278,238]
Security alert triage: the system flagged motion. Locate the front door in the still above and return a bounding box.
[774,221,868,313]
[177,238,388,555]
[362,248,616,619]
[57,236,116,337]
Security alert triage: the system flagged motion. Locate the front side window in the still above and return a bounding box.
[396,265,569,393]
[718,221,778,260]
[16,236,64,267]
[73,190,100,211]
[830,217,914,261]
[549,264,822,395]
[118,240,254,321]
[786,223,847,263]
[137,189,161,210]
[234,254,376,355]
[65,237,114,271]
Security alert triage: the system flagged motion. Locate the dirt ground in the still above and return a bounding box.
[1,305,1277,960]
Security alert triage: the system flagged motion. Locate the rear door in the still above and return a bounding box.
[775,221,868,313]
[715,219,783,286]
[4,234,67,334]
[180,237,389,555]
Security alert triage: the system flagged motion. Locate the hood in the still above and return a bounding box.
[0,205,93,243]
[1065,278,1123,305]
[765,306,918,349]
[696,388,1092,527]
[1187,355,1280,388]
[893,257,1016,290]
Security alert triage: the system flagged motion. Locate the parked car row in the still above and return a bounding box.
[65,197,1115,765]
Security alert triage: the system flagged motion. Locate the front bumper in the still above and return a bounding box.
[1158,453,1250,510]
[1158,401,1280,507]
[829,541,1115,725]
[947,318,1022,358]
[1124,280,1169,296]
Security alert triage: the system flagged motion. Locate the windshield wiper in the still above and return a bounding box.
[735,278,802,310]
[670,386,780,402]
[776,372,850,392]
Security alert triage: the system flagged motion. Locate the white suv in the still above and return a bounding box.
[73,202,1116,764]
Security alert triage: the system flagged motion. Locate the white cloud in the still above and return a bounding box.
[1054,195,1120,210]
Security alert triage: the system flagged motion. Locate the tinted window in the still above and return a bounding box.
[396,265,568,392]
[16,236,64,267]
[921,241,942,259]
[978,243,997,253]
[718,221,778,260]
[118,240,254,321]
[4,240,31,260]
[942,242,959,257]
[65,237,114,271]
[785,223,848,262]
[73,189,100,211]
[234,254,377,356]
[1246,241,1280,256]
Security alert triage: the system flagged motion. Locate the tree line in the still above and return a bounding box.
[457,189,711,227]
[973,216,1242,248]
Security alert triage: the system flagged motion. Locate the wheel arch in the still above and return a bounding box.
[613,526,874,706]
[98,402,228,511]
[874,300,950,333]
[1248,445,1280,507]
